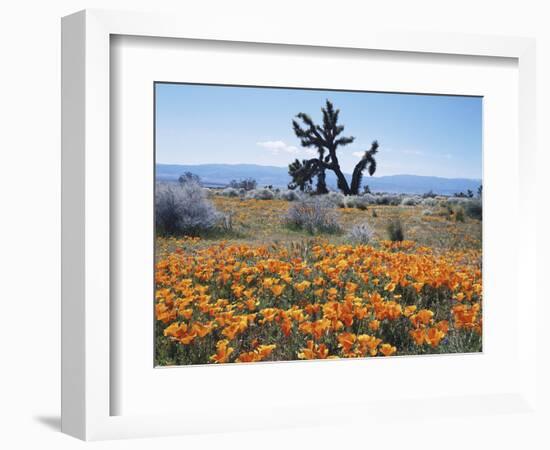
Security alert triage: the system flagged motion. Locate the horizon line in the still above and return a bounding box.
[156,162,482,181]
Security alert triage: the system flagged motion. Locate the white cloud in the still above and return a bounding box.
[256,140,299,154]
[304,148,317,156]
[352,151,364,158]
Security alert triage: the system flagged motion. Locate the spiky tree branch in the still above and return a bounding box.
[350,140,379,195]
[287,158,319,192]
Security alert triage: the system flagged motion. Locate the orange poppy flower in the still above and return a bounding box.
[294,280,311,293]
[403,305,417,317]
[379,343,397,356]
[270,284,285,297]
[425,327,445,347]
[410,328,426,345]
[210,339,234,363]
[337,332,357,353]
[297,340,330,360]
[368,320,380,331]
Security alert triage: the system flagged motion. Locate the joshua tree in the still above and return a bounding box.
[290,100,378,195]
[288,159,314,192]
[288,157,331,194]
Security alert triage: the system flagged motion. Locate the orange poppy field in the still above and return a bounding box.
[155,197,482,366]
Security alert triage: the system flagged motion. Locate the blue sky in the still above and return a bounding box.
[155,83,482,179]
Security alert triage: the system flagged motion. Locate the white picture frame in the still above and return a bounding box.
[61,9,538,441]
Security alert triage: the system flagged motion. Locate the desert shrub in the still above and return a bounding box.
[344,195,357,208]
[465,200,482,220]
[433,205,453,220]
[421,197,437,207]
[326,191,347,208]
[390,195,402,206]
[345,195,364,209]
[387,218,405,242]
[354,197,370,210]
[375,194,401,206]
[422,209,433,216]
[455,207,465,222]
[246,188,275,200]
[155,182,219,236]
[221,187,240,197]
[374,195,390,205]
[447,196,469,206]
[178,172,201,186]
[363,193,377,204]
[346,195,371,210]
[347,221,375,244]
[229,178,257,191]
[285,198,341,234]
[278,189,301,201]
[401,196,421,206]
[372,209,378,218]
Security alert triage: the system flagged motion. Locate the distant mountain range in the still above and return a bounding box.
[156,163,481,195]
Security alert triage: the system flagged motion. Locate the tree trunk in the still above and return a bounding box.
[350,166,362,195]
[333,166,351,195]
[326,146,351,195]
[316,169,329,194]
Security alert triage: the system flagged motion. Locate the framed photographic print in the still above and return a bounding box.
[153,83,483,367]
[62,9,539,442]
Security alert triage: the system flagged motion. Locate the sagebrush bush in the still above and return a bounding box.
[434,207,452,220]
[455,207,465,222]
[387,218,405,242]
[447,197,469,206]
[221,187,240,197]
[247,188,275,200]
[346,195,370,210]
[362,193,377,204]
[347,221,375,244]
[278,189,301,201]
[401,196,421,206]
[326,191,346,208]
[421,197,438,207]
[465,200,482,220]
[375,194,401,206]
[155,182,220,236]
[285,198,341,234]
[355,197,369,210]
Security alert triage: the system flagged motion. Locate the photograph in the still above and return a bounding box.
[154,83,483,366]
